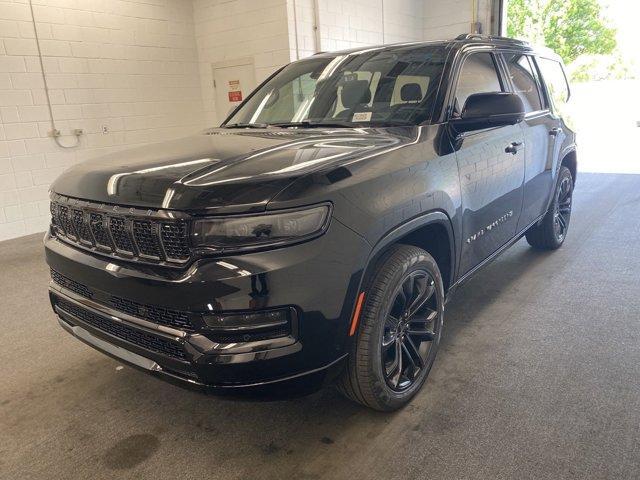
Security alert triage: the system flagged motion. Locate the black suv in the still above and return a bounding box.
[46,35,576,410]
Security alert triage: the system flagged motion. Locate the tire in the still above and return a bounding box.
[337,244,444,411]
[525,165,574,250]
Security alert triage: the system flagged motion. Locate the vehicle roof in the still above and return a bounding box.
[312,34,562,62]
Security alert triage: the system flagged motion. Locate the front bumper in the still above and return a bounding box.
[45,218,370,390]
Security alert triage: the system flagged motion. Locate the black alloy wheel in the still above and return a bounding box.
[337,245,444,411]
[382,270,439,391]
[525,165,574,250]
[553,175,572,242]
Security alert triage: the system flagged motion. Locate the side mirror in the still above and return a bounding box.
[452,92,525,133]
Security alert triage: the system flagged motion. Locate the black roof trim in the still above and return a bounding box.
[304,35,552,59]
[454,33,530,46]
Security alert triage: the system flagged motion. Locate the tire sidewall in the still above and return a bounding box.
[361,249,444,410]
[550,166,573,247]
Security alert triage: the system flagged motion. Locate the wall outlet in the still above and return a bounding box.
[101,125,109,134]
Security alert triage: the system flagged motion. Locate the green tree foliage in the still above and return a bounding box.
[569,54,634,81]
[507,0,617,64]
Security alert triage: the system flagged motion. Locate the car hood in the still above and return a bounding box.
[52,127,413,213]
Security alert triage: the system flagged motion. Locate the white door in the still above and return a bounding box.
[212,61,256,124]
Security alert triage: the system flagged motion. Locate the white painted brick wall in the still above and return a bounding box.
[293,0,479,57]
[1,0,490,241]
[193,0,292,126]
[0,0,206,241]
[287,0,318,61]
[384,0,425,44]
[423,0,473,40]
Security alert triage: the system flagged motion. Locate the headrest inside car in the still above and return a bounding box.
[400,83,423,102]
[341,80,372,109]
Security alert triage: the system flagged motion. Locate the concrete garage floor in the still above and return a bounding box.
[1,172,639,480]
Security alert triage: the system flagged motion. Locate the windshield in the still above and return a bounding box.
[224,45,447,128]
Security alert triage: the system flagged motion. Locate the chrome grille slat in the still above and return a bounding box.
[50,196,191,266]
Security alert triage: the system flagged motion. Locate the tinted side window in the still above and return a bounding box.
[504,53,543,113]
[455,53,503,113]
[537,57,570,110]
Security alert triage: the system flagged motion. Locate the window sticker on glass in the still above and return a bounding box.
[352,112,372,122]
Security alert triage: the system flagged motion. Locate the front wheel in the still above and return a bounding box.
[525,165,573,250]
[337,245,444,411]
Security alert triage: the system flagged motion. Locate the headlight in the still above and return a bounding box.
[191,204,331,252]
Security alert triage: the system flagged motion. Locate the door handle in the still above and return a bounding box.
[505,141,523,155]
[549,127,563,136]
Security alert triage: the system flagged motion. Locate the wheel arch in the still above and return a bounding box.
[561,149,577,185]
[361,210,455,295]
[345,210,455,340]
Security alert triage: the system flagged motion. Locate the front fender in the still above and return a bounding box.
[363,211,456,285]
[343,210,456,339]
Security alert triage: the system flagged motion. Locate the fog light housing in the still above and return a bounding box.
[202,307,297,344]
[204,308,291,331]
[202,307,298,343]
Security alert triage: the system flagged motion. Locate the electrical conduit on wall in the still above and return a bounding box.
[28,0,82,148]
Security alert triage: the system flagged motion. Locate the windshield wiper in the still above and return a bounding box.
[368,121,415,127]
[271,120,415,129]
[225,120,415,129]
[270,121,353,129]
[223,122,270,129]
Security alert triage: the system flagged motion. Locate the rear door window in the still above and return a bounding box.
[504,53,543,113]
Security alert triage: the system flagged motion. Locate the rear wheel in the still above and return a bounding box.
[525,165,573,250]
[337,245,444,411]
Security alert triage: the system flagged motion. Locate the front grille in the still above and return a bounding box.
[89,213,111,248]
[161,223,190,260]
[133,220,162,258]
[50,269,196,331]
[58,205,75,239]
[109,295,194,330]
[72,209,92,244]
[50,196,191,266]
[50,202,58,225]
[55,297,187,360]
[50,269,93,299]
[109,216,134,253]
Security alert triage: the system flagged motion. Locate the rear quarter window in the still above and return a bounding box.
[537,57,570,111]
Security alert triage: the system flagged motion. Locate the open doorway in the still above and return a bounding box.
[505,0,640,173]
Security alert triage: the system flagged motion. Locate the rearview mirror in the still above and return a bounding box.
[451,92,524,133]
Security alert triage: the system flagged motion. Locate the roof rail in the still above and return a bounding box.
[454,33,530,45]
